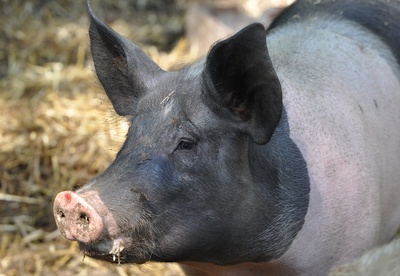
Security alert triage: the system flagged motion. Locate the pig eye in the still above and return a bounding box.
[175,139,196,151]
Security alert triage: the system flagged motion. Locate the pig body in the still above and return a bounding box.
[54,0,400,275]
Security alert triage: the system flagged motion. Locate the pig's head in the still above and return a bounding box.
[54,0,308,267]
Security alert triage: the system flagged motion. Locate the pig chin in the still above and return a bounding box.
[78,236,149,264]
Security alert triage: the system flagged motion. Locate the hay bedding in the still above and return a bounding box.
[1,0,399,275]
[0,0,186,275]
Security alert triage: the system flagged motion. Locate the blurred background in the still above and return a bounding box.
[0,0,292,275]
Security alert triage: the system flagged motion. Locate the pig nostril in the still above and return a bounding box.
[58,210,65,219]
[79,212,90,224]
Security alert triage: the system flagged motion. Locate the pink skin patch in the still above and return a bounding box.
[54,189,122,252]
[77,190,120,239]
[65,192,72,203]
[53,191,105,243]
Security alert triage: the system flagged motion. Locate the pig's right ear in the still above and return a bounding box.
[87,1,163,115]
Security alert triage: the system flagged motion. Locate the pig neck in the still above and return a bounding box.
[248,108,310,247]
[180,110,310,274]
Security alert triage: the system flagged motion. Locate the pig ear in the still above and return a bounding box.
[202,23,282,144]
[87,0,163,115]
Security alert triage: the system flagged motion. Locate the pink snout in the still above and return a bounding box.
[53,191,104,243]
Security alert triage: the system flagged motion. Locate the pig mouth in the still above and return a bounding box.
[78,237,130,264]
[75,215,158,264]
[77,235,153,265]
[75,220,158,264]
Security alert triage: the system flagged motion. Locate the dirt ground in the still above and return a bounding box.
[0,0,291,275]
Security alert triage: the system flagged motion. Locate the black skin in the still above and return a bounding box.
[75,0,309,265]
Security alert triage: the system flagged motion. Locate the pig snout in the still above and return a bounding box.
[53,191,105,243]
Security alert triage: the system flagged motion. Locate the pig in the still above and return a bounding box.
[53,0,400,275]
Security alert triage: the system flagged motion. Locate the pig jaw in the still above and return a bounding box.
[78,238,146,265]
[77,234,156,265]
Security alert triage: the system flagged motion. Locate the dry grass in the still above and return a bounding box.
[0,1,186,275]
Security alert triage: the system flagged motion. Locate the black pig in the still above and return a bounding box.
[54,0,400,275]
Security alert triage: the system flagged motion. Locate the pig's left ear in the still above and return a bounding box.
[87,1,163,115]
[202,23,282,144]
